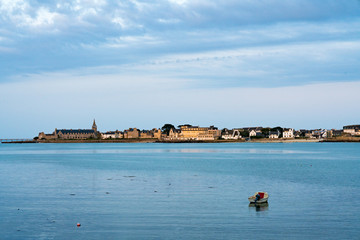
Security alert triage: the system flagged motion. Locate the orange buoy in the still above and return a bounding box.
[77,223,81,227]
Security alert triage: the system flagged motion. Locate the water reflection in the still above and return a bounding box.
[0,148,319,155]
[249,202,269,212]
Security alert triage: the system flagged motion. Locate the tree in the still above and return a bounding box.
[261,128,271,137]
[161,124,175,135]
[241,130,250,137]
[271,126,283,138]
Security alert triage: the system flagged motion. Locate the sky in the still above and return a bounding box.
[0,0,360,138]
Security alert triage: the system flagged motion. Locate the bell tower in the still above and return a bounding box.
[92,119,97,132]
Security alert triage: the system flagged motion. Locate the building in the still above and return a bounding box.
[101,130,123,139]
[249,129,263,137]
[343,125,360,136]
[330,129,343,137]
[312,129,328,139]
[124,128,140,138]
[38,132,56,140]
[179,125,221,140]
[298,129,312,138]
[166,125,221,141]
[282,128,294,138]
[152,128,162,140]
[38,120,98,140]
[242,127,262,138]
[140,130,153,138]
[168,128,181,140]
[221,129,242,140]
[269,130,280,139]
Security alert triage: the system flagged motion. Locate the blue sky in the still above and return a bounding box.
[0,0,360,138]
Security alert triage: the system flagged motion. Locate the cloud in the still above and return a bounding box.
[0,0,28,13]
[0,1,359,105]
[91,39,360,88]
[1,0,360,33]
[2,32,360,88]
[19,7,63,28]
[1,69,359,137]
[103,35,164,48]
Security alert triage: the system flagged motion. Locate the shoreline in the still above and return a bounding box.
[2,137,360,144]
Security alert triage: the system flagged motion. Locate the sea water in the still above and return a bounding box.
[0,143,359,239]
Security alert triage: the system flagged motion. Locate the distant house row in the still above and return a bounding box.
[36,120,360,141]
[102,128,162,139]
[220,127,356,139]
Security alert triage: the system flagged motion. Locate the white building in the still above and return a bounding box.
[101,130,123,139]
[282,128,294,138]
[269,130,280,138]
[221,129,241,140]
[249,129,263,137]
[312,129,328,139]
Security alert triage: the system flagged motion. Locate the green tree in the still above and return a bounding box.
[271,126,283,138]
[261,128,271,137]
[241,130,250,137]
[161,124,175,135]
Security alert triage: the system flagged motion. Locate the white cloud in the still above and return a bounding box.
[0,0,29,13]
[0,1,65,30]
[158,18,181,24]
[104,35,163,48]
[1,69,359,138]
[70,0,107,11]
[168,0,188,6]
[112,17,128,28]
[19,7,61,27]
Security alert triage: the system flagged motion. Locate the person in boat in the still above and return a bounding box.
[254,193,261,203]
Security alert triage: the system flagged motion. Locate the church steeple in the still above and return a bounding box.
[92,119,97,132]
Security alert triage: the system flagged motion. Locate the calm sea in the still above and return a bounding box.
[0,143,359,239]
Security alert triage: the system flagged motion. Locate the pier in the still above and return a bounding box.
[0,139,34,143]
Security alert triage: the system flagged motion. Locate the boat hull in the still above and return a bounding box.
[248,197,268,203]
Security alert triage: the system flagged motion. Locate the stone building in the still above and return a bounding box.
[167,125,221,141]
[38,120,98,140]
[152,128,162,139]
[124,128,140,138]
[168,128,181,140]
[140,130,153,138]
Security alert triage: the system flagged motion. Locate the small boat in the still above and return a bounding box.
[248,192,269,203]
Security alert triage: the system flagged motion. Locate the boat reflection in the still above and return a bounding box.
[249,202,269,212]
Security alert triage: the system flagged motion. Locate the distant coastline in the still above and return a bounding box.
[2,121,360,144]
[3,136,360,144]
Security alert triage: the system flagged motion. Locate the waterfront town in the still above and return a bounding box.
[35,120,360,142]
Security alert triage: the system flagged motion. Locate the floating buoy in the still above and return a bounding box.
[77,223,81,227]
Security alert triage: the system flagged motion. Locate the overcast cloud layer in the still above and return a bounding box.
[1,0,360,138]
